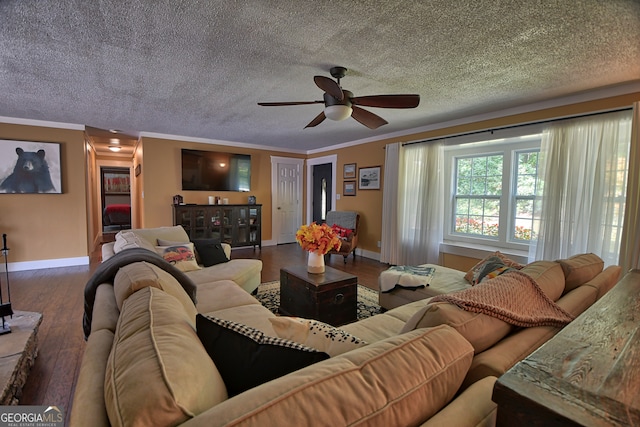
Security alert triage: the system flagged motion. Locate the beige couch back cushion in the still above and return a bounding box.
[117,225,190,249]
[114,261,198,326]
[190,325,473,427]
[520,261,565,301]
[105,287,227,427]
[401,302,512,354]
[558,253,605,292]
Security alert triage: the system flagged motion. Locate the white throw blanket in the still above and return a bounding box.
[380,265,435,293]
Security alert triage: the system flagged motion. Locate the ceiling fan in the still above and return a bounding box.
[257,66,420,129]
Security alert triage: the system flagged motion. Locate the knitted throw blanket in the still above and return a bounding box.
[431,270,574,328]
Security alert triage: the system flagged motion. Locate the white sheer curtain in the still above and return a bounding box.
[529,110,633,266]
[380,143,400,264]
[395,142,444,265]
[619,102,640,272]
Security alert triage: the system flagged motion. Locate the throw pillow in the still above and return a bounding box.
[155,243,201,272]
[196,315,329,396]
[269,317,368,357]
[331,224,353,239]
[191,238,229,267]
[464,251,524,285]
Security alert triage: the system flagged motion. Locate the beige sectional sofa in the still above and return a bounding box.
[71,242,621,426]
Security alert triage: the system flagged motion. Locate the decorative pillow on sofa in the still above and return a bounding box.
[191,238,229,267]
[269,317,367,357]
[464,251,524,285]
[155,243,201,272]
[196,315,329,396]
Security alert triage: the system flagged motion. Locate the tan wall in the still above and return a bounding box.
[139,137,305,241]
[310,139,387,254]
[0,123,89,263]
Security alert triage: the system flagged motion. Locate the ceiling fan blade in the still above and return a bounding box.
[351,106,388,129]
[304,111,326,128]
[258,101,323,106]
[314,76,344,101]
[351,94,420,109]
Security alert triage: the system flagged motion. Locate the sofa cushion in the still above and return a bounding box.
[105,287,227,427]
[558,253,605,292]
[269,317,368,357]
[113,261,198,325]
[128,225,190,248]
[155,243,201,272]
[196,315,329,397]
[520,261,565,301]
[113,230,156,254]
[401,302,512,354]
[203,325,474,427]
[464,251,524,285]
[191,238,229,267]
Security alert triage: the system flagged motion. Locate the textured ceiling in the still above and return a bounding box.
[1,1,639,153]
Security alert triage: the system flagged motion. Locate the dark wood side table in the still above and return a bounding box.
[280,265,357,326]
[492,269,640,426]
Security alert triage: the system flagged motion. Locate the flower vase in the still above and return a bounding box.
[307,251,325,274]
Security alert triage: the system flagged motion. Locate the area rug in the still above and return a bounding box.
[256,281,382,320]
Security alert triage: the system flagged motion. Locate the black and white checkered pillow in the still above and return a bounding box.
[196,314,329,396]
[205,316,322,352]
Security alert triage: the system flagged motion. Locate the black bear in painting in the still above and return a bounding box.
[0,147,56,193]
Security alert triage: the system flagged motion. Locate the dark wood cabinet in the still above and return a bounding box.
[173,204,261,249]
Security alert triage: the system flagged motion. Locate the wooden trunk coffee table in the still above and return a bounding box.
[279,265,357,326]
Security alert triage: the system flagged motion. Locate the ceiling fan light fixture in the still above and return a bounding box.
[324,104,352,121]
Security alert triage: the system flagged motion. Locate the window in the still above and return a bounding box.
[445,134,541,250]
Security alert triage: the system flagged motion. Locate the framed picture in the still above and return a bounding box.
[135,164,142,177]
[343,163,356,179]
[358,166,381,190]
[0,140,62,194]
[343,180,356,196]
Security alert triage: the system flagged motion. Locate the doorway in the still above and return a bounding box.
[312,163,332,223]
[271,156,304,244]
[305,154,337,225]
[100,167,132,233]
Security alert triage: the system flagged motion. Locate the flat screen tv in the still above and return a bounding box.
[181,149,251,192]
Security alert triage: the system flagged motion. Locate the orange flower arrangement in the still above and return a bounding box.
[296,222,342,255]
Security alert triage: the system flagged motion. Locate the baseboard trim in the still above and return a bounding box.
[1,256,90,273]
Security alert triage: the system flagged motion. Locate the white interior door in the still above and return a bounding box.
[271,156,303,244]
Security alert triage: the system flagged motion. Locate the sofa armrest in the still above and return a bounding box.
[102,241,115,261]
[70,329,114,427]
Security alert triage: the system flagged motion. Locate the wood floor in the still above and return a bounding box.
[12,242,390,423]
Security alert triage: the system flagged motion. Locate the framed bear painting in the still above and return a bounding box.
[0,140,62,194]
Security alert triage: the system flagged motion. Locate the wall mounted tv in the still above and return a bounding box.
[181,149,251,192]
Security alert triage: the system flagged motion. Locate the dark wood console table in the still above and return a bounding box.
[492,269,640,426]
[173,204,261,249]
